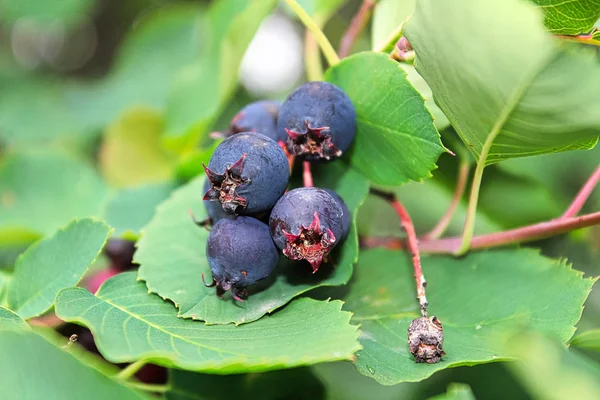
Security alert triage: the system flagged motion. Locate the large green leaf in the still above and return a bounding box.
[55,272,361,373]
[404,0,600,165]
[0,306,28,330]
[102,182,176,239]
[7,219,110,319]
[325,52,445,186]
[0,151,109,238]
[371,0,415,51]
[0,329,147,399]
[164,0,278,152]
[137,161,369,325]
[531,0,600,35]
[100,108,175,188]
[344,249,594,384]
[507,332,600,400]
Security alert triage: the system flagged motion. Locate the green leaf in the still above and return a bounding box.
[571,329,600,351]
[371,0,415,51]
[164,0,278,152]
[100,108,175,188]
[404,0,600,165]
[325,52,445,186]
[0,0,94,26]
[345,249,594,384]
[7,219,110,319]
[102,182,176,239]
[429,384,476,400]
[531,0,600,35]
[55,272,361,373]
[167,367,325,400]
[137,161,368,325]
[0,151,109,238]
[0,329,146,399]
[0,270,11,304]
[295,0,347,23]
[0,306,28,330]
[507,332,600,400]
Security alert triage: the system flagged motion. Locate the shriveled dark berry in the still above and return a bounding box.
[408,316,445,364]
[205,217,279,301]
[203,132,289,215]
[104,238,136,271]
[278,81,356,161]
[226,100,284,143]
[269,187,346,272]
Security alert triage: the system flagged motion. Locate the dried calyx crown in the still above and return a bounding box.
[202,273,248,302]
[286,120,341,160]
[281,212,336,273]
[203,153,250,214]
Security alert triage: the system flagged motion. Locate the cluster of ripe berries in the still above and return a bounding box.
[198,81,357,301]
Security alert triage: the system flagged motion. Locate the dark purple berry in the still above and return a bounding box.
[203,132,289,215]
[323,189,350,241]
[226,100,285,142]
[104,238,136,271]
[206,217,279,301]
[278,81,356,161]
[269,187,346,272]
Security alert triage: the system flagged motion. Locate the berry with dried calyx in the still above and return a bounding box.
[269,187,346,272]
[277,81,356,161]
[205,217,279,301]
[203,132,289,215]
[323,189,350,241]
[226,100,284,142]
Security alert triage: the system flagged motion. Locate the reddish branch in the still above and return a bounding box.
[423,162,470,240]
[338,0,375,58]
[303,161,314,187]
[562,165,600,218]
[371,189,428,316]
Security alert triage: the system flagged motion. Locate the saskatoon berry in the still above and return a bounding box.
[226,100,285,142]
[206,217,279,301]
[203,132,289,215]
[269,187,346,272]
[202,180,234,226]
[104,238,136,271]
[323,189,350,241]
[278,81,356,161]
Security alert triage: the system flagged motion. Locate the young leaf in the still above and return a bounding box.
[0,306,29,330]
[7,219,110,319]
[325,52,445,185]
[506,332,600,399]
[164,0,278,152]
[371,0,415,51]
[530,0,600,35]
[136,161,368,325]
[429,384,476,400]
[404,0,600,165]
[570,329,600,351]
[0,329,147,399]
[346,249,594,384]
[100,108,175,188]
[0,151,109,238]
[102,182,175,238]
[55,272,361,373]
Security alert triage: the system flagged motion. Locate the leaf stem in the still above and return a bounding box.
[562,165,600,218]
[556,31,600,47]
[423,161,470,240]
[303,161,314,187]
[361,211,600,254]
[338,0,375,58]
[304,30,324,81]
[371,189,428,317]
[124,382,171,393]
[116,360,146,381]
[285,0,340,66]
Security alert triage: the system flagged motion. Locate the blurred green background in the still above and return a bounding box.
[0,0,599,399]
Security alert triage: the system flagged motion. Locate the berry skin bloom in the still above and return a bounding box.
[277,81,357,161]
[205,216,279,301]
[226,100,285,143]
[204,132,290,216]
[269,187,347,272]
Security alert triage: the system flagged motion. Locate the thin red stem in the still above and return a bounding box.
[338,0,375,58]
[423,162,470,240]
[303,161,314,187]
[362,211,600,254]
[562,165,600,218]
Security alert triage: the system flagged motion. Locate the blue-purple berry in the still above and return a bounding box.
[227,100,285,143]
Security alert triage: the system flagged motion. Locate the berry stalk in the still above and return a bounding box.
[338,0,375,58]
[562,165,600,218]
[303,161,314,187]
